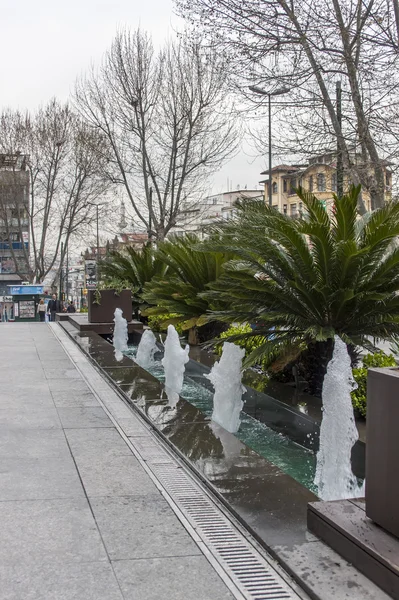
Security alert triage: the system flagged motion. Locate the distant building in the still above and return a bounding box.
[82,232,149,262]
[0,154,30,295]
[260,152,393,217]
[175,189,264,238]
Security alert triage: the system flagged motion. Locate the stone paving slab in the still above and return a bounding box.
[51,390,100,408]
[0,456,85,501]
[0,497,108,565]
[73,454,159,497]
[0,429,71,459]
[0,323,235,600]
[56,406,113,428]
[43,367,84,380]
[112,555,235,600]
[0,389,55,409]
[0,407,62,429]
[0,562,124,600]
[47,379,92,393]
[90,495,203,560]
[64,427,133,458]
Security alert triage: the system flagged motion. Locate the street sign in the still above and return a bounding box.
[9,285,44,295]
[85,260,97,289]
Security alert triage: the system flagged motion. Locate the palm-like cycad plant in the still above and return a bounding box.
[142,234,230,343]
[100,244,167,314]
[203,186,399,394]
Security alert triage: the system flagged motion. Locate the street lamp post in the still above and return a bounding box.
[95,204,99,263]
[249,85,291,206]
[336,80,344,199]
[87,202,102,285]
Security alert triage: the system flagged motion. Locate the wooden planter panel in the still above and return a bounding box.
[88,289,132,323]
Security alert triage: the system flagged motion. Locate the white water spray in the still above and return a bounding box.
[113,308,128,362]
[162,325,190,408]
[206,342,246,434]
[136,329,158,369]
[314,335,365,500]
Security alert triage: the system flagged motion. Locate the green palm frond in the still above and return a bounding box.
[100,243,167,309]
[201,186,399,367]
[142,234,230,330]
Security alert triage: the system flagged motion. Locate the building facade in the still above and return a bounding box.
[175,189,265,238]
[0,154,30,295]
[260,152,393,217]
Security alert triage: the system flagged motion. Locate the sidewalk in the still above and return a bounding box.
[0,323,235,600]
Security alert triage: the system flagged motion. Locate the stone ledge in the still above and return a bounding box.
[308,498,399,599]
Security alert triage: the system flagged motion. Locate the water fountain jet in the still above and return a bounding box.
[314,335,364,500]
[136,329,158,369]
[162,325,190,407]
[113,308,128,362]
[206,342,246,434]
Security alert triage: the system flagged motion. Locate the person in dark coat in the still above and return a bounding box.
[47,294,61,322]
[66,301,76,313]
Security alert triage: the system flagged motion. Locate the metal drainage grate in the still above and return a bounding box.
[146,461,302,600]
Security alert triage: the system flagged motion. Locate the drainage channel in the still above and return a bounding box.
[51,324,307,600]
[143,460,302,600]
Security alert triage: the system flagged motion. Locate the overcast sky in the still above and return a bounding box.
[0,0,266,193]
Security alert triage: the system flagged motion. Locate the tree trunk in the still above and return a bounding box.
[300,339,335,397]
[188,327,199,345]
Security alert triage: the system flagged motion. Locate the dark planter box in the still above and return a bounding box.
[88,289,132,324]
[366,367,399,538]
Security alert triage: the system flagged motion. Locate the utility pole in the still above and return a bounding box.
[268,93,272,206]
[59,241,64,299]
[336,81,344,199]
[65,243,69,303]
[148,187,153,244]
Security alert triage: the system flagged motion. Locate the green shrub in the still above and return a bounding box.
[216,324,270,370]
[147,313,183,335]
[351,352,396,418]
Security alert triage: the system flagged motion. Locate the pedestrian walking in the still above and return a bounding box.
[47,294,61,322]
[37,298,46,322]
[66,300,76,313]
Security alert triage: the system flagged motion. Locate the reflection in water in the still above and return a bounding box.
[124,344,317,492]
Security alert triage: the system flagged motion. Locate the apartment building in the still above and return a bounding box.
[260,152,393,217]
[175,189,265,238]
[0,154,30,295]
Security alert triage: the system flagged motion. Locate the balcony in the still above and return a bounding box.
[0,242,29,250]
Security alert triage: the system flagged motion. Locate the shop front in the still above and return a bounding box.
[8,285,45,322]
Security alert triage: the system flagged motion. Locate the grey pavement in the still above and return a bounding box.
[0,323,234,600]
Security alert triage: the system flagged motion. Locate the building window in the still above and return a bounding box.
[272,182,278,194]
[272,204,278,210]
[290,203,298,217]
[283,204,287,215]
[290,179,297,193]
[309,176,313,192]
[212,198,217,205]
[331,172,337,192]
[299,202,303,216]
[283,179,287,192]
[317,173,326,192]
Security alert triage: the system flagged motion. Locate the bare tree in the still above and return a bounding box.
[176,0,399,211]
[75,28,238,240]
[0,100,109,284]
